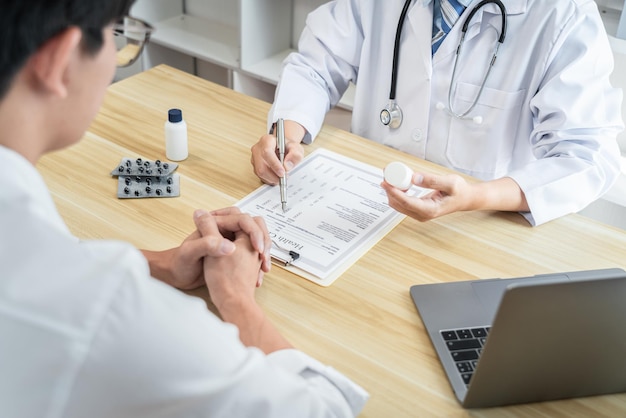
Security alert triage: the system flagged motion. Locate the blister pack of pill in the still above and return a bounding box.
[111,157,178,177]
[111,157,180,199]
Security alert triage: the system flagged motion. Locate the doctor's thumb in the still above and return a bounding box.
[414,172,451,192]
[412,173,425,186]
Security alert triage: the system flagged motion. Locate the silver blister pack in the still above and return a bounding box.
[116,174,180,198]
[111,157,180,199]
[111,157,178,177]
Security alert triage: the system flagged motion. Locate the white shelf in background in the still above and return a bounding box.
[598,1,626,53]
[151,15,239,70]
[242,48,355,111]
[340,84,355,111]
[242,49,293,84]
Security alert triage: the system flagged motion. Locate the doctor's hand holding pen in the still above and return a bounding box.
[381,171,530,223]
[251,119,306,186]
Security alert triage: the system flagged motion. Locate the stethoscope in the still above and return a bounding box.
[380,0,507,128]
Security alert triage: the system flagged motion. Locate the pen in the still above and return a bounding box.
[277,118,287,212]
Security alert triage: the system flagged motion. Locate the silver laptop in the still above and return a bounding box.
[409,268,626,408]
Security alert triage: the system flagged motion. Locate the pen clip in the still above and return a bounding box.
[276,118,288,212]
[271,239,300,266]
[277,118,285,160]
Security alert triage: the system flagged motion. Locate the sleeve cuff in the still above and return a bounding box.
[267,349,369,416]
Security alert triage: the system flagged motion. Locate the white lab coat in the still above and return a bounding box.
[269,0,624,226]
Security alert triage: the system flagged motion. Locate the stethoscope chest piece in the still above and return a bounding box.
[380,100,403,129]
[380,0,507,129]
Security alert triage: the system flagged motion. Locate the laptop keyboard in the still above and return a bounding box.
[440,326,491,386]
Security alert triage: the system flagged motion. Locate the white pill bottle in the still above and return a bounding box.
[384,161,413,191]
[165,108,188,161]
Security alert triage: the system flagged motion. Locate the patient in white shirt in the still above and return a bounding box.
[0,0,368,416]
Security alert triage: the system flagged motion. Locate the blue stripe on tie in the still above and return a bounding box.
[432,0,466,54]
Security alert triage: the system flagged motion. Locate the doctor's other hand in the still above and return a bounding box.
[381,172,476,222]
[251,119,306,185]
[381,172,530,222]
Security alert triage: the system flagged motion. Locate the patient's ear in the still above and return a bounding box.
[29,27,82,98]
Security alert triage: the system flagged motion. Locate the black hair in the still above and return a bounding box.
[0,0,135,99]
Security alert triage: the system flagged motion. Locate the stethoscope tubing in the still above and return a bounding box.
[381,0,508,127]
[461,0,507,43]
[448,0,507,119]
[389,0,414,101]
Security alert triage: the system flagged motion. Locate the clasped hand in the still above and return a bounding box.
[152,207,271,295]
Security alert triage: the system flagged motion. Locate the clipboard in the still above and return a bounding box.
[269,213,407,286]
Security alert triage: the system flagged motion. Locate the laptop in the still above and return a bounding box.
[409,268,626,408]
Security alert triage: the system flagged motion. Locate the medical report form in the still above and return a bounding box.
[237,148,427,286]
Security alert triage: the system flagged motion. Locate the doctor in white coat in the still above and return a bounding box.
[250,0,624,226]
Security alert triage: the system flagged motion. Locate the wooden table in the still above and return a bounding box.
[38,65,626,417]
